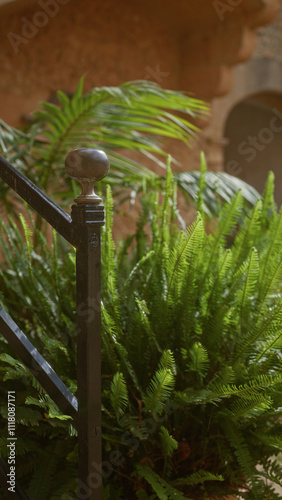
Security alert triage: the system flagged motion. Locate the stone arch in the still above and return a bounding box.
[202,56,282,197]
[224,90,282,205]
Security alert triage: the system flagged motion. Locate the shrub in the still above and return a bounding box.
[0,165,281,499]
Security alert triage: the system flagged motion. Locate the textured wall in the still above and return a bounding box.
[0,0,279,179]
[202,0,282,183]
[0,0,278,124]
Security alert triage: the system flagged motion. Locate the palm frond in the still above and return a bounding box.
[175,170,260,217]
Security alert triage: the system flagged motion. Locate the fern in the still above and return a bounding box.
[159,426,178,457]
[143,351,175,416]
[195,151,207,218]
[201,190,243,281]
[261,170,276,222]
[237,247,259,333]
[135,463,188,500]
[172,470,224,486]
[27,441,70,500]
[188,342,209,378]
[256,433,282,451]
[223,421,258,493]
[110,372,129,417]
[1,148,282,498]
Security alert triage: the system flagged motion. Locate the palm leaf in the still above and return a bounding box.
[0,79,260,216]
[175,170,260,217]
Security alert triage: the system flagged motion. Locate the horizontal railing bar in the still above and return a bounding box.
[0,155,76,246]
[0,307,78,424]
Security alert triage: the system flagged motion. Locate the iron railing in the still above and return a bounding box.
[0,148,110,500]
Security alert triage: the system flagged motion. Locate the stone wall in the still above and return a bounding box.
[0,0,280,236]
[0,0,279,169]
[203,0,282,203]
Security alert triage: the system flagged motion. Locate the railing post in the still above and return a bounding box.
[65,148,109,500]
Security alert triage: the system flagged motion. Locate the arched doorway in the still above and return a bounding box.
[224,92,282,206]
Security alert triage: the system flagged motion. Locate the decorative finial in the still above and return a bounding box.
[65,148,109,203]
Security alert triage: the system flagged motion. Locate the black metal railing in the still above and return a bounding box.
[0,148,110,500]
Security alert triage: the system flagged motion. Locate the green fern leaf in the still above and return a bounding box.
[188,342,209,377]
[195,151,207,217]
[172,470,224,486]
[19,213,33,258]
[135,463,188,500]
[159,426,178,456]
[261,170,275,222]
[27,443,62,499]
[256,433,282,450]
[237,247,259,332]
[223,420,256,484]
[110,372,128,416]
[232,199,262,265]
[201,190,243,280]
[144,351,175,416]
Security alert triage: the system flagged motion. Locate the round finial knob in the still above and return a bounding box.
[65,148,110,203]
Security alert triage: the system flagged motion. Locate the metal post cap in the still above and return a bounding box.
[65,148,110,203]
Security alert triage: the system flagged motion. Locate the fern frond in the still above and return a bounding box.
[144,351,175,416]
[195,152,207,218]
[135,463,188,500]
[135,297,161,352]
[201,190,243,279]
[159,426,178,456]
[110,372,129,417]
[158,350,175,372]
[172,470,224,486]
[223,420,255,480]
[256,433,282,450]
[19,212,33,257]
[258,208,282,304]
[1,405,42,426]
[121,250,155,299]
[164,213,204,312]
[160,156,175,246]
[179,373,282,405]
[261,170,276,222]
[255,329,282,362]
[237,301,282,359]
[237,247,259,332]
[232,199,262,266]
[210,374,282,400]
[27,442,64,499]
[188,342,209,377]
[226,393,272,422]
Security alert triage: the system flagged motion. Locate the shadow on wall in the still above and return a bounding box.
[224,91,282,207]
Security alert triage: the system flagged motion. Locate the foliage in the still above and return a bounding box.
[0,164,282,499]
[0,79,259,221]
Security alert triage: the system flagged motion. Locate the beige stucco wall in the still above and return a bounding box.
[0,0,279,174]
[204,0,282,190]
